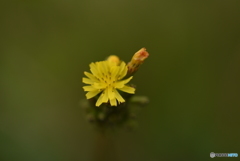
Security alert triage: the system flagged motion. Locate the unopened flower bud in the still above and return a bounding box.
[127,48,149,75]
[106,55,120,65]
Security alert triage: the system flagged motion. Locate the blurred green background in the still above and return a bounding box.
[1,0,240,161]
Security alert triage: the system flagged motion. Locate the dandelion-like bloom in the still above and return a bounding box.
[82,57,135,107]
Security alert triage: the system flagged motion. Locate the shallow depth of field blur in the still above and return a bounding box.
[1,0,240,161]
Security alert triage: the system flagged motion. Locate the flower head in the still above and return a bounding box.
[83,59,135,107]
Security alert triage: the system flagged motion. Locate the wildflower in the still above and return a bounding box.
[127,48,149,75]
[82,59,135,107]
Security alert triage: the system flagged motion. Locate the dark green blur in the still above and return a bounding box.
[1,0,240,161]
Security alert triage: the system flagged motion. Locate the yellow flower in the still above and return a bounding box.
[82,58,135,107]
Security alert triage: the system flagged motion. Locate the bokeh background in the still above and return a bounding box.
[1,0,240,161]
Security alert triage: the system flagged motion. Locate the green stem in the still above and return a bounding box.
[93,130,118,161]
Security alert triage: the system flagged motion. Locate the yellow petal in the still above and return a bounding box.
[96,93,104,107]
[83,85,95,91]
[110,66,119,80]
[114,89,125,103]
[118,85,135,94]
[105,61,111,71]
[102,89,108,103]
[108,86,115,100]
[118,65,127,80]
[118,61,125,74]
[114,81,125,88]
[82,77,93,84]
[96,62,104,78]
[122,76,133,84]
[84,72,99,82]
[90,62,100,78]
[110,98,117,106]
[102,61,109,73]
[86,90,101,99]
[115,76,133,88]
[98,62,107,77]
[92,82,107,89]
